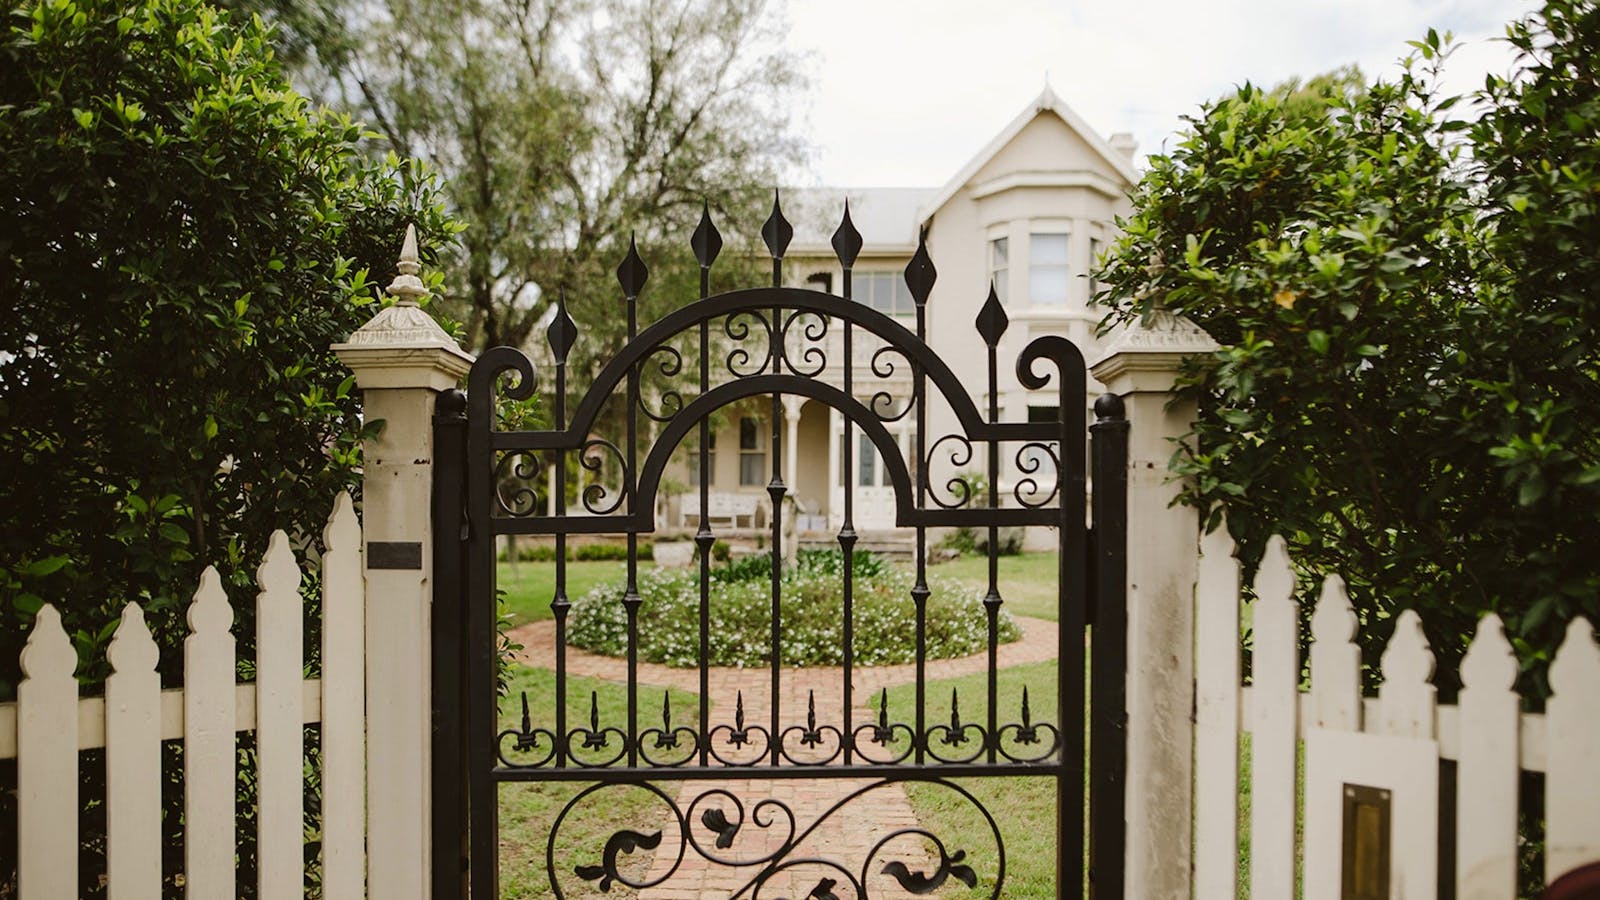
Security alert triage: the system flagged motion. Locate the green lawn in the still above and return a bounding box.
[497,664,696,899]
[498,559,640,626]
[932,551,1060,621]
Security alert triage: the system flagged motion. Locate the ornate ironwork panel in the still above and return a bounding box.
[433,197,1130,898]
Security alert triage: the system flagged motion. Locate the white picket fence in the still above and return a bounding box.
[1194,528,1600,900]
[0,494,366,899]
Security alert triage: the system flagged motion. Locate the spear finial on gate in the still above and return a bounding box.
[691,201,723,271]
[546,290,577,365]
[976,282,1009,347]
[617,232,649,300]
[904,227,936,307]
[761,189,794,260]
[832,200,863,271]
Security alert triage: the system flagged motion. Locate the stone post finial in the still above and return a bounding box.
[386,223,428,307]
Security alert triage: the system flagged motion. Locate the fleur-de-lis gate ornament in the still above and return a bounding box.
[431,196,1132,898]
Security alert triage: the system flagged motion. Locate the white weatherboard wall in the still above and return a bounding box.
[1191,530,1600,900]
[2,496,367,899]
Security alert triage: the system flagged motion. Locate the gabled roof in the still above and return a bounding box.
[786,187,937,255]
[915,85,1140,224]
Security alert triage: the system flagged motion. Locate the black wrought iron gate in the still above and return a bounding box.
[431,199,1129,899]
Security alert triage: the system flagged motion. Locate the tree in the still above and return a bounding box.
[310,0,807,366]
[0,0,457,697]
[1094,7,1600,696]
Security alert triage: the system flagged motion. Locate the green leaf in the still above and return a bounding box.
[20,556,71,577]
[1307,330,1330,354]
[158,522,190,545]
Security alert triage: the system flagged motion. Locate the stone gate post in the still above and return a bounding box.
[333,226,473,899]
[1089,311,1218,899]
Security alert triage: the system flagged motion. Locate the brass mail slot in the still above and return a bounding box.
[1341,783,1391,900]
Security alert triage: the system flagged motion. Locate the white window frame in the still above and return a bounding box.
[1029,231,1071,306]
[989,235,1009,303]
[738,417,766,486]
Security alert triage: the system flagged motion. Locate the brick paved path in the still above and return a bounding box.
[508,616,1058,898]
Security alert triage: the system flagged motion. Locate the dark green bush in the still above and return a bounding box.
[568,552,1019,667]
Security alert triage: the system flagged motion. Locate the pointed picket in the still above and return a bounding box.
[320,494,366,897]
[17,604,79,899]
[1249,536,1299,900]
[1456,613,1519,900]
[184,566,236,899]
[255,530,304,900]
[106,602,162,900]
[1377,609,1436,739]
[1545,617,1600,884]
[1194,524,1241,900]
[1309,575,1361,731]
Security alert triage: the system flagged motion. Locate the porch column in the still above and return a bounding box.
[826,407,842,527]
[1088,311,1218,900]
[333,225,473,900]
[782,395,805,496]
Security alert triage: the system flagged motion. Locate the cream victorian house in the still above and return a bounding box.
[668,86,1137,538]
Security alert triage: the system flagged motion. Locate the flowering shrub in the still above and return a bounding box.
[567,550,1021,667]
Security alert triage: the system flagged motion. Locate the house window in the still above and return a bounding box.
[853,272,915,316]
[1088,237,1102,300]
[739,417,766,486]
[839,430,886,487]
[989,237,1009,302]
[688,430,715,487]
[1029,233,1070,305]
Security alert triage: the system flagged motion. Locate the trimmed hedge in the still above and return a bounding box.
[567,549,1020,667]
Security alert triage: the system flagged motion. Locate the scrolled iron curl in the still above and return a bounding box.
[578,438,630,515]
[639,344,686,423]
[863,824,993,898]
[560,725,630,769]
[495,725,559,768]
[477,345,540,408]
[723,310,773,378]
[636,726,700,767]
[867,345,915,422]
[921,721,989,765]
[1016,333,1086,393]
[493,450,545,517]
[1011,441,1061,509]
[781,309,830,377]
[547,781,686,897]
[994,721,1063,764]
[847,721,917,766]
[776,723,846,767]
[749,859,863,900]
[683,789,798,868]
[704,723,773,767]
[924,434,976,509]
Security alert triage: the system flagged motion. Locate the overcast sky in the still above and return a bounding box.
[781,0,1534,187]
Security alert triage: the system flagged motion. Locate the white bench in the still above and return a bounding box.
[679,492,760,528]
